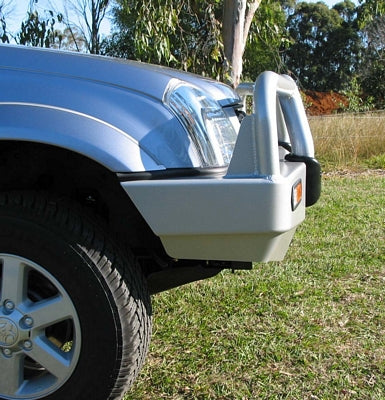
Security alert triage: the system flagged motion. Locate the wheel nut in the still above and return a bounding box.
[24,317,34,327]
[23,340,33,350]
[2,348,12,357]
[4,300,15,312]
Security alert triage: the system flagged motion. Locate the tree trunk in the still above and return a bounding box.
[222,0,261,88]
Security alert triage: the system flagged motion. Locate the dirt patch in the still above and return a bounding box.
[303,90,348,116]
[323,169,385,177]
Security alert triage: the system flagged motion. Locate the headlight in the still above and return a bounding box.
[163,80,237,167]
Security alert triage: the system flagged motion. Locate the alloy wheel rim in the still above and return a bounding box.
[0,254,81,399]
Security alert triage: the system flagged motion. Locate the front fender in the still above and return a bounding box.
[0,67,200,171]
[0,103,161,172]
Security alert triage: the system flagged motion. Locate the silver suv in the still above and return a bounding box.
[0,45,320,400]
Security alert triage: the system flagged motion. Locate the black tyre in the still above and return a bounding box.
[0,192,152,400]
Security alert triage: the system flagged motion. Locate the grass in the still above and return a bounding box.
[124,178,385,399]
[124,112,385,399]
[309,112,385,171]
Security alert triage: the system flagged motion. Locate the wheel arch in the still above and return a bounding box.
[0,139,164,265]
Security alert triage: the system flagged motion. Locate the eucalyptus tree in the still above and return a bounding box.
[108,0,225,79]
[357,0,385,27]
[242,0,290,80]
[17,10,64,48]
[0,0,10,43]
[62,0,110,53]
[284,1,362,91]
[108,0,262,87]
[359,14,385,107]
[223,0,261,86]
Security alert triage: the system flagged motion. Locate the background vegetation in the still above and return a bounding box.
[310,112,385,170]
[1,0,385,107]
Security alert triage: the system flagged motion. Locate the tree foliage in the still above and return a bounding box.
[0,0,9,43]
[17,10,64,48]
[106,0,225,79]
[359,14,385,107]
[243,0,289,80]
[284,1,362,91]
[357,0,385,27]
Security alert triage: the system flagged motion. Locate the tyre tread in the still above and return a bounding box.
[0,191,152,400]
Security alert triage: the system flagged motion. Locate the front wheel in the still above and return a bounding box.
[0,192,152,400]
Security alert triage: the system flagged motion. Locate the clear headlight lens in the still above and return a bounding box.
[164,80,237,167]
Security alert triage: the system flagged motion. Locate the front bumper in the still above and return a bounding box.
[122,72,320,262]
[122,160,306,262]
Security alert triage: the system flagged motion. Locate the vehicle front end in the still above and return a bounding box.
[0,45,321,400]
[122,71,321,264]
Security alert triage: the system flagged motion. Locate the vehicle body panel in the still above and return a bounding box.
[0,45,240,171]
[122,161,306,261]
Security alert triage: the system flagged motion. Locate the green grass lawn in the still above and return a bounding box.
[125,173,385,400]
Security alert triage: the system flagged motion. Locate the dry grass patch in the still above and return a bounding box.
[309,112,385,170]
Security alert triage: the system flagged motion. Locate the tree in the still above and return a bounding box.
[61,0,110,53]
[242,0,290,80]
[0,0,10,43]
[107,0,263,86]
[355,0,385,107]
[57,25,88,51]
[222,0,261,86]
[357,0,385,27]
[107,0,225,78]
[17,9,64,48]
[284,1,362,91]
[359,15,385,107]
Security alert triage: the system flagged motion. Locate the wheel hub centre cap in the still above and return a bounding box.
[0,317,19,347]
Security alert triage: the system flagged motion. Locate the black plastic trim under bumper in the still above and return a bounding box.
[117,166,227,182]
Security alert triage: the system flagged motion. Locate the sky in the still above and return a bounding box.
[5,0,112,37]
